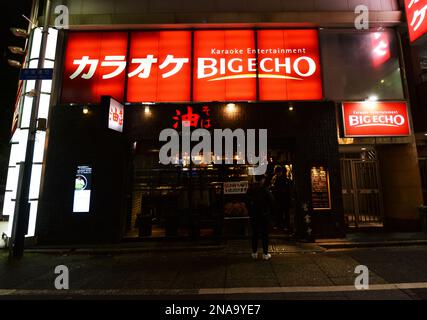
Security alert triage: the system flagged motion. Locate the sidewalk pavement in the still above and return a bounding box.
[2,234,427,299]
[316,232,427,249]
[23,239,325,255]
[20,232,427,255]
[2,241,427,299]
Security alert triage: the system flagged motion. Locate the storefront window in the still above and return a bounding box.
[320,29,404,100]
[414,42,427,83]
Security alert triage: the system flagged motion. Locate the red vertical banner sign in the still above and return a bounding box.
[126,31,192,102]
[61,32,128,104]
[193,30,257,102]
[404,0,427,43]
[370,32,390,67]
[257,29,322,101]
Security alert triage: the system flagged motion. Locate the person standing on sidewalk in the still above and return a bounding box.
[270,165,292,232]
[246,174,274,260]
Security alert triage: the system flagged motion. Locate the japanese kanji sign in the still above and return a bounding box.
[61,29,323,104]
[172,105,212,129]
[370,32,390,67]
[404,0,427,43]
[108,97,124,132]
[20,68,53,80]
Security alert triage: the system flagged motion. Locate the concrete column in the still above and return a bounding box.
[377,136,423,231]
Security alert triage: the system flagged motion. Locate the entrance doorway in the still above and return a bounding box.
[126,137,296,239]
[266,139,295,234]
[340,149,384,228]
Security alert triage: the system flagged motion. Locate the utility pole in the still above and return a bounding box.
[9,0,51,260]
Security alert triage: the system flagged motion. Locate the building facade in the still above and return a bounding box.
[1,0,426,246]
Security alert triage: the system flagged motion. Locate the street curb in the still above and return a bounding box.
[13,239,427,255]
[317,239,427,249]
[23,245,227,255]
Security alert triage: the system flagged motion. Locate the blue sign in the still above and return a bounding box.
[20,68,53,80]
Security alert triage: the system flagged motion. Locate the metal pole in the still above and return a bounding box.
[9,0,51,260]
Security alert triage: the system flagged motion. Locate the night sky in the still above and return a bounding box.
[0,0,33,184]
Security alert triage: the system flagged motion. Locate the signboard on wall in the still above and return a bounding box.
[224,181,249,194]
[108,97,124,132]
[61,29,322,104]
[342,101,410,137]
[61,32,128,104]
[73,165,93,213]
[404,0,427,43]
[127,31,192,102]
[310,166,331,210]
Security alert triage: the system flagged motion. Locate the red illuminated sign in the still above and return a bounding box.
[257,29,322,101]
[342,101,410,137]
[61,32,128,104]
[172,106,212,129]
[127,31,192,102]
[61,29,323,104]
[193,30,257,101]
[108,98,124,132]
[404,0,427,43]
[370,32,390,67]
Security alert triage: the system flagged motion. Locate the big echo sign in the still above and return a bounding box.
[61,29,323,104]
[342,101,410,137]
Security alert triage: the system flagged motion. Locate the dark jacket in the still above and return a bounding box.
[270,173,291,195]
[245,183,274,219]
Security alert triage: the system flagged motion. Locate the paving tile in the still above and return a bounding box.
[226,261,276,280]
[329,274,387,286]
[225,277,280,288]
[344,290,413,300]
[312,254,361,278]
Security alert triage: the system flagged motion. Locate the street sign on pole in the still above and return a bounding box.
[19,68,53,80]
[11,0,52,260]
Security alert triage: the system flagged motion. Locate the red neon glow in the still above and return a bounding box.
[257,29,322,101]
[126,31,192,102]
[193,30,257,102]
[342,101,410,137]
[172,106,212,129]
[370,32,390,67]
[404,0,427,43]
[61,32,128,104]
[60,30,323,104]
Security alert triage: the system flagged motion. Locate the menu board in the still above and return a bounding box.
[73,165,93,213]
[310,166,331,210]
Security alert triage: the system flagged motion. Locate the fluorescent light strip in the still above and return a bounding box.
[20,96,33,128]
[28,164,42,200]
[2,192,15,217]
[33,131,46,163]
[38,93,50,119]
[3,26,58,239]
[45,28,58,60]
[26,201,39,237]
[29,28,42,60]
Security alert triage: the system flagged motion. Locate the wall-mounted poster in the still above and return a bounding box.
[73,165,93,213]
[223,181,249,194]
[310,166,331,210]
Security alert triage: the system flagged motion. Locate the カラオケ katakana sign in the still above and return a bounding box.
[404,0,427,43]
